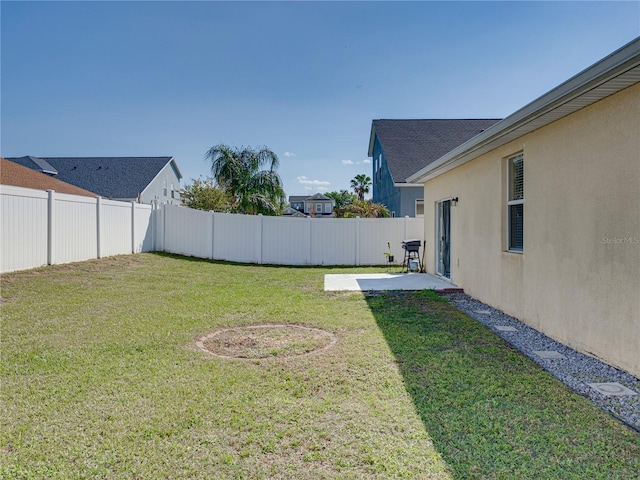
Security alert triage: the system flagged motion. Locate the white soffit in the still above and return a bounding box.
[394,182,424,188]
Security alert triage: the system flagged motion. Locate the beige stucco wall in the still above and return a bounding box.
[422,82,640,377]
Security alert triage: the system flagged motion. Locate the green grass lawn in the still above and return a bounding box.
[1,253,638,479]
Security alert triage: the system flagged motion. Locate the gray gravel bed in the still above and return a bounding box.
[441,292,639,432]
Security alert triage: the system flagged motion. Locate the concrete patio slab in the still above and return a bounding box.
[324,273,459,292]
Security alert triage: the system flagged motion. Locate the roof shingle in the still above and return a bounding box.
[1,158,99,197]
[7,156,178,199]
[370,119,501,183]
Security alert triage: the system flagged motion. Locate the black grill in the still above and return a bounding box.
[401,240,422,272]
[401,240,421,252]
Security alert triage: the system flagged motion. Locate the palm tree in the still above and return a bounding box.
[325,189,356,209]
[336,199,390,218]
[350,174,372,201]
[205,144,285,216]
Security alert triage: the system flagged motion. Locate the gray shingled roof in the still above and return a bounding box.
[7,156,179,199]
[1,158,99,197]
[369,119,501,183]
[13,155,59,175]
[306,193,332,201]
[282,206,307,217]
[289,193,332,203]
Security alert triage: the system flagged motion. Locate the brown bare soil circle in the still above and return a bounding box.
[196,324,336,360]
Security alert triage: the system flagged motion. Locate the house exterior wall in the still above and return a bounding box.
[372,135,425,217]
[421,82,640,377]
[304,200,333,216]
[399,186,424,218]
[372,136,401,215]
[140,161,182,205]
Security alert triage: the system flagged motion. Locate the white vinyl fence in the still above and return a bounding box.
[158,205,425,266]
[2,190,424,273]
[1,185,154,273]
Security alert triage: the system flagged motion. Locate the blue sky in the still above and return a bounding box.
[2,1,639,197]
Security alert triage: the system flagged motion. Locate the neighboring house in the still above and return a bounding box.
[289,196,307,213]
[368,118,500,217]
[1,158,99,197]
[288,193,335,217]
[6,156,182,204]
[407,38,640,377]
[282,206,307,218]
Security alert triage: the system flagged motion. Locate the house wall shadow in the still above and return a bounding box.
[364,291,638,478]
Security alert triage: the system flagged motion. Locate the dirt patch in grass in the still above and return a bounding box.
[196,324,337,359]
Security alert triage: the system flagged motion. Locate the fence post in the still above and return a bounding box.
[131,201,136,254]
[96,196,102,258]
[152,200,159,252]
[211,211,215,260]
[149,201,155,252]
[47,190,55,265]
[161,203,166,253]
[308,216,313,265]
[258,214,263,265]
[355,216,360,266]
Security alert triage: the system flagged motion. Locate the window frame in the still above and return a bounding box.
[507,152,524,253]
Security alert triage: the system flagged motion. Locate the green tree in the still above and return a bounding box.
[350,174,372,201]
[205,144,285,216]
[334,199,390,218]
[325,189,356,209]
[180,177,232,212]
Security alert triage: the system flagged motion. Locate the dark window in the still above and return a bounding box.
[507,153,524,252]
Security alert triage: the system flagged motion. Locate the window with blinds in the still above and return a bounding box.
[508,153,524,252]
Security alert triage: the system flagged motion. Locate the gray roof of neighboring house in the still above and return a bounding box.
[7,156,181,199]
[282,207,307,217]
[289,193,333,202]
[1,158,99,197]
[13,155,59,175]
[368,119,501,184]
[306,193,332,201]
